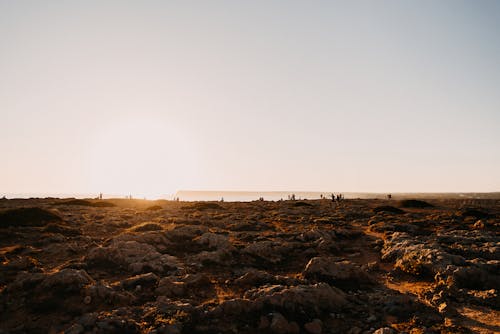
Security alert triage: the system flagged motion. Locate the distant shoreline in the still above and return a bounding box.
[2,191,500,201]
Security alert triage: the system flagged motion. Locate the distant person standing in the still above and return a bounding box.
[387,194,392,200]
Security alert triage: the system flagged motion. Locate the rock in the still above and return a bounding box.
[196,232,230,249]
[64,323,84,334]
[77,312,98,327]
[158,324,182,334]
[218,298,254,315]
[400,200,433,208]
[367,314,377,322]
[473,220,485,229]
[192,249,232,266]
[155,277,186,297]
[0,207,63,227]
[165,224,209,241]
[437,302,452,314]
[304,318,322,334]
[184,273,211,287]
[39,269,94,291]
[121,272,159,289]
[270,312,290,334]
[243,241,291,264]
[288,321,300,334]
[86,240,179,274]
[259,315,270,329]
[246,283,347,315]
[450,263,500,290]
[234,269,273,287]
[3,256,40,271]
[382,232,466,277]
[348,327,362,334]
[6,269,96,313]
[373,206,405,214]
[372,328,395,334]
[303,257,373,289]
[129,222,163,232]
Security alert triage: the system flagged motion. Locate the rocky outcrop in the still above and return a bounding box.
[303,257,373,289]
[86,240,179,274]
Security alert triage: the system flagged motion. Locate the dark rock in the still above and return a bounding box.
[373,206,405,214]
[0,207,62,227]
[303,257,373,289]
[121,272,159,289]
[400,200,433,208]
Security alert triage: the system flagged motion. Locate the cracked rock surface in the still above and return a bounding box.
[0,198,498,333]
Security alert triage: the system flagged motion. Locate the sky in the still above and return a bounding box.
[1,1,499,198]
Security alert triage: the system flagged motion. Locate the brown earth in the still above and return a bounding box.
[0,197,498,334]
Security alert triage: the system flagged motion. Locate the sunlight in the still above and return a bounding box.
[86,117,200,198]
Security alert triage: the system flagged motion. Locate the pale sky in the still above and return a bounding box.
[1,1,499,198]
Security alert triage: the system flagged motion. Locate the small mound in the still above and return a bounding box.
[0,207,63,227]
[182,202,223,211]
[145,205,163,211]
[373,206,405,214]
[400,199,433,208]
[293,201,313,207]
[460,208,492,219]
[129,222,163,232]
[54,199,116,207]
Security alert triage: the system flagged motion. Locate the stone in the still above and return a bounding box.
[196,232,230,249]
[348,327,362,334]
[304,318,322,334]
[270,312,290,334]
[155,277,186,297]
[235,270,273,287]
[303,257,372,288]
[243,241,291,264]
[245,283,347,316]
[121,272,159,289]
[86,240,179,274]
[258,315,270,329]
[64,323,84,334]
[372,327,395,334]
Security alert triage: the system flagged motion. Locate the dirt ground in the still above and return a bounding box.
[0,197,498,334]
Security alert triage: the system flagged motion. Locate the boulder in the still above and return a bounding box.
[303,257,373,289]
[86,240,179,274]
[243,241,291,263]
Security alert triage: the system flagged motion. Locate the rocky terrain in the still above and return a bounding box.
[0,198,498,334]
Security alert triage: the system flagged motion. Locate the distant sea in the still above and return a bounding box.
[174,191,500,201]
[3,191,500,201]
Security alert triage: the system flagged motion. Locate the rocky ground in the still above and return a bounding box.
[0,197,498,334]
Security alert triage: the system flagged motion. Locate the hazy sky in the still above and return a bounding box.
[1,1,499,197]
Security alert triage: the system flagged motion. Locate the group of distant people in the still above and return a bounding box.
[318,193,344,202]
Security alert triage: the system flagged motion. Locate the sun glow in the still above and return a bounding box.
[85,117,200,199]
